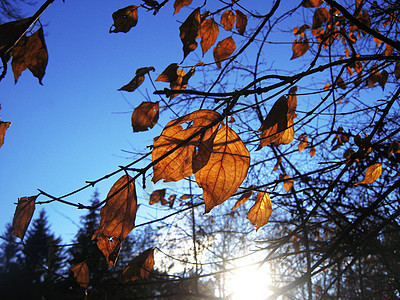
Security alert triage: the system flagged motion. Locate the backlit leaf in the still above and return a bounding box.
[199,18,219,55]
[283,175,293,192]
[70,261,89,289]
[213,36,236,69]
[395,62,400,79]
[221,10,235,31]
[0,121,11,149]
[291,37,309,59]
[235,10,247,35]
[121,248,155,282]
[298,135,308,152]
[231,187,253,210]
[150,189,166,205]
[174,0,193,14]
[310,146,316,157]
[118,66,155,92]
[0,17,33,58]
[181,194,194,199]
[302,0,323,7]
[179,7,201,59]
[110,5,138,33]
[152,110,221,183]
[11,27,48,84]
[275,115,294,145]
[131,101,159,132]
[156,63,179,83]
[312,7,330,29]
[355,163,382,185]
[12,195,37,240]
[92,175,138,265]
[247,192,272,231]
[195,124,250,213]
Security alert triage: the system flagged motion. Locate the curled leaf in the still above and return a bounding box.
[179,7,201,59]
[118,66,155,92]
[110,5,138,33]
[247,192,272,231]
[199,18,219,55]
[213,36,236,69]
[235,10,247,35]
[70,261,89,289]
[231,187,253,210]
[131,101,159,132]
[121,248,155,282]
[220,10,235,31]
[0,121,11,149]
[156,63,179,82]
[12,195,37,240]
[355,163,382,185]
[174,0,193,14]
[150,189,166,205]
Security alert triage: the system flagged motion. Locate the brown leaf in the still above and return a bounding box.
[291,37,310,59]
[0,121,11,149]
[180,194,194,199]
[310,146,316,157]
[156,63,180,83]
[12,195,37,240]
[173,0,193,14]
[110,5,138,33]
[213,36,236,69]
[121,248,155,282]
[231,188,253,210]
[150,189,166,205]
[92,175,138,265]
[235,10,247,35]
[301,0,323,7]
[152,110,221,183]
[247,192,272,231]
[337,76,347,89]
[118,66,155,92]
[312,7,330,29]
[199,18,219,56]
[179,7,201,59]
[355,163,382,185]
[195,124,250,213]
[384,44,394,56]
[0,17,33,58]
[287,86,298,117]
[70,261,89,289]
[298,135,308,152]
[283,175,293,192]
[378,70,389,90]
[395,62,400,79]
[220,10,235,31]
[11,27,48,84]
[131,101,159,132]
[275,115,295,145]
[273,157,282,172]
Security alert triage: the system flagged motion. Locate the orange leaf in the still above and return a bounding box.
[156,63,179,83]
[173,0,193,14]
[131,101,159,132]
[310,146,316,157]
[273,157,282,172]
[283,175,293,192]
[70,261,89,289]
[12,195,37,240]
[118,66,155,92]
[92,175,138,265]
[195,124,250,213]
[301,0,323,7]
[355,163,382,185]
[152,110,221,183]
[231,188,253,210]
[110,5,138,33]
[0,121,11,149]
[247,192,272,231]
[199,18,219,56]
[179,7,201,59]
[298,135,308,152]
[11,27,48,84]
[235,10,247,35]
[291,37,309,59]
[213,37,236,69]
[275,115,295,145]
[221,10,235,31]
[180,194,194,199]
[312,7,330,29]
[121,248,155,282]
[150,189,166,205]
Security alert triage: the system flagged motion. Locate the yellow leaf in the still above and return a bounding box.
[131,101,159,132]
[12,195,37,240]
[70,261,89,289]
[247,192,272,231]
[298,135,308,152]
[283,175,293,192]
[195,124,250,213]
[121,248,155,282]
[355,163,382,185]
[152,110,221,183]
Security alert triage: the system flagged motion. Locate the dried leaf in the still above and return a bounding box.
[273,157,282,172]
[302,0,323,7]
[121,248,155,282]
[0,121,11,149]
[221,10,235,31]
[247,192,272,231]
[150,189,166,205]
[156,63,180,82]
[287,86,298,116]
[291,37,309,59]
[395,62,400,79]
[131,101,159,132]
[70,261,89,289]
[195,124,250,213]
[11,27,48,84]
[152,110,221,183]
[118,66,155,92]
[181,194,194,199]
[355,163,382,185]
[12,195,37,240]
[110,5,138,33]
[231,188,253,210]
[213,37,236,69]
[378,70,389,90]
[384,44,394,56]
[298,135,308,152]
[199,18,219,55]
[312,7,330,29]
[235,10,247,35]
[174,0,193,14]
[179,7,201,59]
[337,76,347,89]
[310,146,316,157]
[275,115,295,145]
[283,175,293,192]
[92,175,138,265]
[0,17,33,58]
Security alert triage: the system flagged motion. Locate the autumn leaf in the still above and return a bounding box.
[312,7,330,29]
[273,157,282,172]
[0,17,33,59]
[283,175,293,192]
[231,187,253,210]
[152,110,221,183]
[198,18,219,56]
[118,66,155,92]
[395,62,400,79]
[181,194,194,200]
[247,192,272,231]
[195,124,250,213]
[174,0,193,14]
[275,115,295,145]
[179,7,201,59]
[310,146,316,157]
[298,134,308,152]
[291,36,310,59]
[11,27,48,84]
[355,163,382,185]
[235,10,247,35]
[301,0,323,7]
[0,121,11,149]
[213,37,236,69]
[150,189,166,205]
[110,5,138,33]
[121,248,155,282]
[156,63,180,83]
[221,10,235,31]
[131,101,159,132]
[92,175,138,265]
[70,261,89,289]
[12,195,37,240]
